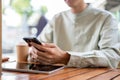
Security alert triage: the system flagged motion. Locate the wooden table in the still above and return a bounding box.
[1,67,120,80]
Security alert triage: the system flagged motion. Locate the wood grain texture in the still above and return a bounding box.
[1,68,120,80]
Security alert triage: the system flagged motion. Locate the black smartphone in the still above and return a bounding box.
[23,37,42,45]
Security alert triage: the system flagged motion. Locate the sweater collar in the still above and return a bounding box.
[69,4,93,20]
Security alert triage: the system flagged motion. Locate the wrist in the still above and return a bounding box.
[62,51,70,65]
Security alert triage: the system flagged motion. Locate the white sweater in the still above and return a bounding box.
[38,5,120,68]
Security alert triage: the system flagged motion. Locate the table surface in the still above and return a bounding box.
[1,67,120,80]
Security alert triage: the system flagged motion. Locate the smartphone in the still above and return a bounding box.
[23,37,42,45]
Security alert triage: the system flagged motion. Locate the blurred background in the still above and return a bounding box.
[2,0,120,59]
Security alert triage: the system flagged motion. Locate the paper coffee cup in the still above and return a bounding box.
[16,43,29,62]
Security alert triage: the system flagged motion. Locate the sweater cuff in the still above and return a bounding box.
[66,51,83,67]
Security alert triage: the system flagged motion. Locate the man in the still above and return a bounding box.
[28,0,120,68]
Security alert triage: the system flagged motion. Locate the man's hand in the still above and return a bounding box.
[29,42,70,65]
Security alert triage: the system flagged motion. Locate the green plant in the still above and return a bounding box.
[11,0,33,18]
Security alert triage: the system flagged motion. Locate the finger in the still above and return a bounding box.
[29,44,54,64]
[37,56,53,65]
[30,46,51,60]
[31,42,50,52]
[29,47,49,60]
[35,48,55,63]
[32,47,38,54]
[37,55,48,62]
[29,47,38,58]
[42,43,56,48]
[37,51,51,59]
